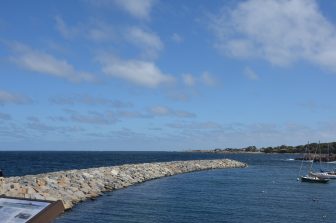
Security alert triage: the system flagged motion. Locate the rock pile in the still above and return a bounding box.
[0,159,246,210]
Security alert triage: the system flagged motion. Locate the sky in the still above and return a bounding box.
[1,0,336,150]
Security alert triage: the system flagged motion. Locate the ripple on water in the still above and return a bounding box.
[56,154,336,223]
[1,152,335,223]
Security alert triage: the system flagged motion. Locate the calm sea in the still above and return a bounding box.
[1,152,336,223]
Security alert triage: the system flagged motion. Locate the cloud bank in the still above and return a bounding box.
[0,90,31,105]
[125,26,163,59]
[212,0,336,72]
[99,55,174,87]
[10,43,96,82]
[113,0,156,19]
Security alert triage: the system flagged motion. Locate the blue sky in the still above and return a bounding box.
[1,0,336,150]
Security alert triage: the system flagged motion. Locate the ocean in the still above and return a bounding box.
[1,152,336,223]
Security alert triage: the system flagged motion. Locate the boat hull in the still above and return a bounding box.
[326,172,336,179]
[310,172,336,179]
[300,176,329,183]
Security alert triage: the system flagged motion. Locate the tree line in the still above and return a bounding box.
[260,142,336,154]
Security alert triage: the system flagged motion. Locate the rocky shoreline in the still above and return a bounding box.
[294,154,336,162]
[0,159,246,210]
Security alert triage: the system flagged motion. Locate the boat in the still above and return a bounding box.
[309,170,336,179]
[298,142,330,183]
[310,143,336,179]
[300,175,329,183]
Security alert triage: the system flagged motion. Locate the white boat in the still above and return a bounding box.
[309,171,336,179]
[298,141,330,183]
[300,175,329,183]
[309,143,336,179]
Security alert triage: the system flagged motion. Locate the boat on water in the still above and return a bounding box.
[300,175,329,183]
[309,171,336,179]
[309,143,336,179]
[298,141,330,183]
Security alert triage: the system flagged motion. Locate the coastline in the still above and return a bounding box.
[188,142,336,154]
[188,150,302,155]
[189,150,264,154]
[0,159,247,210]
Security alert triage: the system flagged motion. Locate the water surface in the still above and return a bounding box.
[1,152,335,222]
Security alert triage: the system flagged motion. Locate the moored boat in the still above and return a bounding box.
[308,143,336,180]
[300,175,329,183]
[298,141,330,183]
[309,171,336,179]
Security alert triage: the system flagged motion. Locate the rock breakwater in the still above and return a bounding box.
[0,159,246,210]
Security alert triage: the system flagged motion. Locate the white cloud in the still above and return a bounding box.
[65,110,117,125]
[55,16,79,39]
[113,0,156,19]
[150,106,170,116]
[87,20,115,42]
[0,90,31,105]
[201,71,216,86]
[126,27,163,59]
[149,106,196,118]
[298,100,332,112]
[99,55,174,87]
[167,121,221,130]
[181,72,217,87]
[10,43,96,83]
[167,91,190,102]
[163,121,336,148]
[50,95,132,108]
[55,16,115,43]
[116,111,148,119]
[211,0,336,72]
[26,117,85,133]
[182,74,196,86]
[244,67,259,80]
[172,33,183,43]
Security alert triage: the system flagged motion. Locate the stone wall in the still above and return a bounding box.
[0,159,246,210]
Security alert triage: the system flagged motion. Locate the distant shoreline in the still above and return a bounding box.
[189,149,336,162]
[188,150,264,154]
[188,149,298,154]
[189,141,336,155]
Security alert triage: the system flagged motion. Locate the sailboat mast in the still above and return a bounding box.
[298,141,309,178]
[309,142,317,173]
[319,141,322,171]
[327,143,330,170]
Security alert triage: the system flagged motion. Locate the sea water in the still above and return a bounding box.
[1,152,335,222]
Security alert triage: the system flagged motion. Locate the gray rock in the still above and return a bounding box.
[1,159,247,210]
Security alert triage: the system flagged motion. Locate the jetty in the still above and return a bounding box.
[0,159,246,210]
